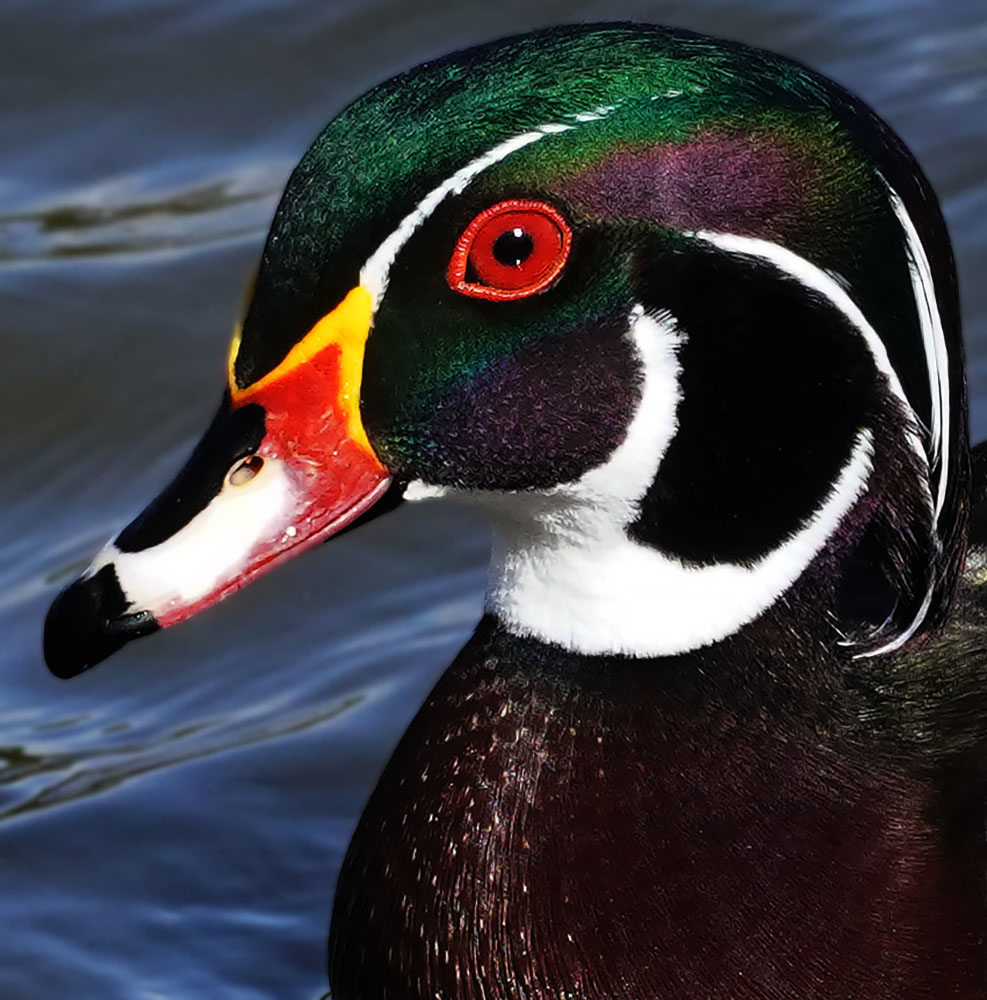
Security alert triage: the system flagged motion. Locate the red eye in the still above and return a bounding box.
[447,199,572,301]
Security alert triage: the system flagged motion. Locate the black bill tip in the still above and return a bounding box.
[43,564,159,679]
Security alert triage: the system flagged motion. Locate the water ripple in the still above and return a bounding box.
[0,689,367,824]
[0,161,287,265]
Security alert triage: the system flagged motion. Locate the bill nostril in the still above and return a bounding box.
[228,455,264,486]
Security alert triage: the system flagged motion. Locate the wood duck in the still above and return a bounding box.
[43,22,987,1000]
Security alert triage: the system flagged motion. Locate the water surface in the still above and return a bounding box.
[2,1,985,996]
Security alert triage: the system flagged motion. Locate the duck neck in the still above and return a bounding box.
[328,614,985,999]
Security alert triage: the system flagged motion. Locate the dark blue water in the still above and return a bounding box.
[1,1,984,996]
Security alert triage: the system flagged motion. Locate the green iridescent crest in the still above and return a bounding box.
[236,23,894,388]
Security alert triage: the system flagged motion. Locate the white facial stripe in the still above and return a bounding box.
[361,105,629,307]
[360,121,579,307]
[87,460,290,616]
[691,230,928,465]
[482,305,877,657]
[885,183,951,521]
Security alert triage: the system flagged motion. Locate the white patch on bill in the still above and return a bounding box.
[86,458,290,616]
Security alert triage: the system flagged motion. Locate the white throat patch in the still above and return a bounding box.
[468,305,876,658]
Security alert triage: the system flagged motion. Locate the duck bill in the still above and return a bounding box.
[44,286,395,679]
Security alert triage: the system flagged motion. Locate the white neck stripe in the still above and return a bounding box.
[691,230,927,466]
[489,429,875,657]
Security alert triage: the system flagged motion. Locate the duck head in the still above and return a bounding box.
[44,23,967,677]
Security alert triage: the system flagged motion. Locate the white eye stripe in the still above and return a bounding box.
[884,182,951,522]
[359,121,950,534]
[359,125,569,308]
[358,126,949,531]
[358,105,622,309]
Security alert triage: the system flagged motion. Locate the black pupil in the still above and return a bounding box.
[492,228,534,267]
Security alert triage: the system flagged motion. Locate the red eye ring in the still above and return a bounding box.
[447,199,572,301]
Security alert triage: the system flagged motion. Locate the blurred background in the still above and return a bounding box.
[1,0,984,997]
